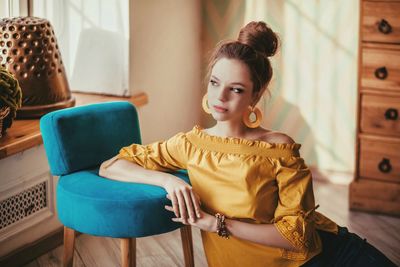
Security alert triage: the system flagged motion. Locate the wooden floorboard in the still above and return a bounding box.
[313,180,400,265]
[23,180,400,266]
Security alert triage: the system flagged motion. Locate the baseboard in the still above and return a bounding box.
[310,166,353,185]
[350,179,400,217]
[0,226,64,267]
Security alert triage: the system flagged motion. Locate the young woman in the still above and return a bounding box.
[100,21,396,267]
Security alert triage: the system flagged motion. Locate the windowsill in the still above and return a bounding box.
[0,92,148,159]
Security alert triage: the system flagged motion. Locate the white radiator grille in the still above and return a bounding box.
[0,182,47,230]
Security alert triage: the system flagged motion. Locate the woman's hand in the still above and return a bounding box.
[165,199,216,233]
[163,176,202,224]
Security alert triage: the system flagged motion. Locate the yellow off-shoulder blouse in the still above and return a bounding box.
[117,125,338,267]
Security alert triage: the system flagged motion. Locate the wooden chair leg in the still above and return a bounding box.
[180,225,194,267]
[121,238,136,267]
[63,226,76,267]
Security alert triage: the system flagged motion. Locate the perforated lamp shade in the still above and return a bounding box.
[0,17,75,118]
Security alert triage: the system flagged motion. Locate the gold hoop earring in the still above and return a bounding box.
[243,106,262,128]
[202,94,212,114]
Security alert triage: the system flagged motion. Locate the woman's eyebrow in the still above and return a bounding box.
[230,82,247,88]
[210,75,220,81]
[211,75,248,88]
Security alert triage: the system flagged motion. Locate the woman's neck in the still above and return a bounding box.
[211,121,250,138]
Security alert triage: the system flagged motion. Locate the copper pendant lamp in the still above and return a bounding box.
[0,16,75,118]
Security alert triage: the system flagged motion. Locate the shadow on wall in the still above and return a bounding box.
[265,92,355,185]
[264,95,318,169]
[244,0,358,174]
[265,95,354,184]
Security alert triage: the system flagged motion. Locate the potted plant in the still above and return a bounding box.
[0,66,22,138]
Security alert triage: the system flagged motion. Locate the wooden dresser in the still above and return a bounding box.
[350,0,400,216]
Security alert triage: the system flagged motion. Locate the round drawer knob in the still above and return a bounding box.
[378,158,392,174]
[384,108,398,120]
[378,19,392,34]
[374,67,388,80]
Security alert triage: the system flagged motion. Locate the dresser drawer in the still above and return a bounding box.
[360,94,400,137]
[363,1,400,44]
[361,47,400,92]
[359,137,400,183]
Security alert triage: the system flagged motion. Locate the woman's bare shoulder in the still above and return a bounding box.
[257,128,295,144]
[202,126,295,144]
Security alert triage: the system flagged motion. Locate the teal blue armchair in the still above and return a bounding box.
[40,101,193,267]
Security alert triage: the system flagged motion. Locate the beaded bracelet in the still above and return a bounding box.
[215,213,230,239]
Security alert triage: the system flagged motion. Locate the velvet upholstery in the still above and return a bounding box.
[40,101,189,238]
[40,101,141,176]
[57,168,189,237]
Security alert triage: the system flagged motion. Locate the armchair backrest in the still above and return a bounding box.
[40,101,141,176]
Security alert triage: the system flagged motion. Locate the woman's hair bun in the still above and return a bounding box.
[237,21,279,58]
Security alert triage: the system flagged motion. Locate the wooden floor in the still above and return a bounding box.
[24,180,400,266]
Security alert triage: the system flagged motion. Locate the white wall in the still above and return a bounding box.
[130,0,202,144]
[245,0,359,174]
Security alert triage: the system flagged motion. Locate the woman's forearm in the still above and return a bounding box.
[99,156,171,187]
[100,156,202,223]
[102,158,295,251]
[222,219,296,250]
[171,210,297,250]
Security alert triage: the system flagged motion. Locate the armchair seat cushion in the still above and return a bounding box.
[57,169,190,238]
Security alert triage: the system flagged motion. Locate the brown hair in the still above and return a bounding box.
[206,21,279,102]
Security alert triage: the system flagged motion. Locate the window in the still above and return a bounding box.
[1,0,130,96]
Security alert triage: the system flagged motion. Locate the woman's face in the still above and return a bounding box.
[207,57,255,123]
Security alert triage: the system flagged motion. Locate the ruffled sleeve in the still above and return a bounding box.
[271,155,321,258]
[117,132,189,171]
